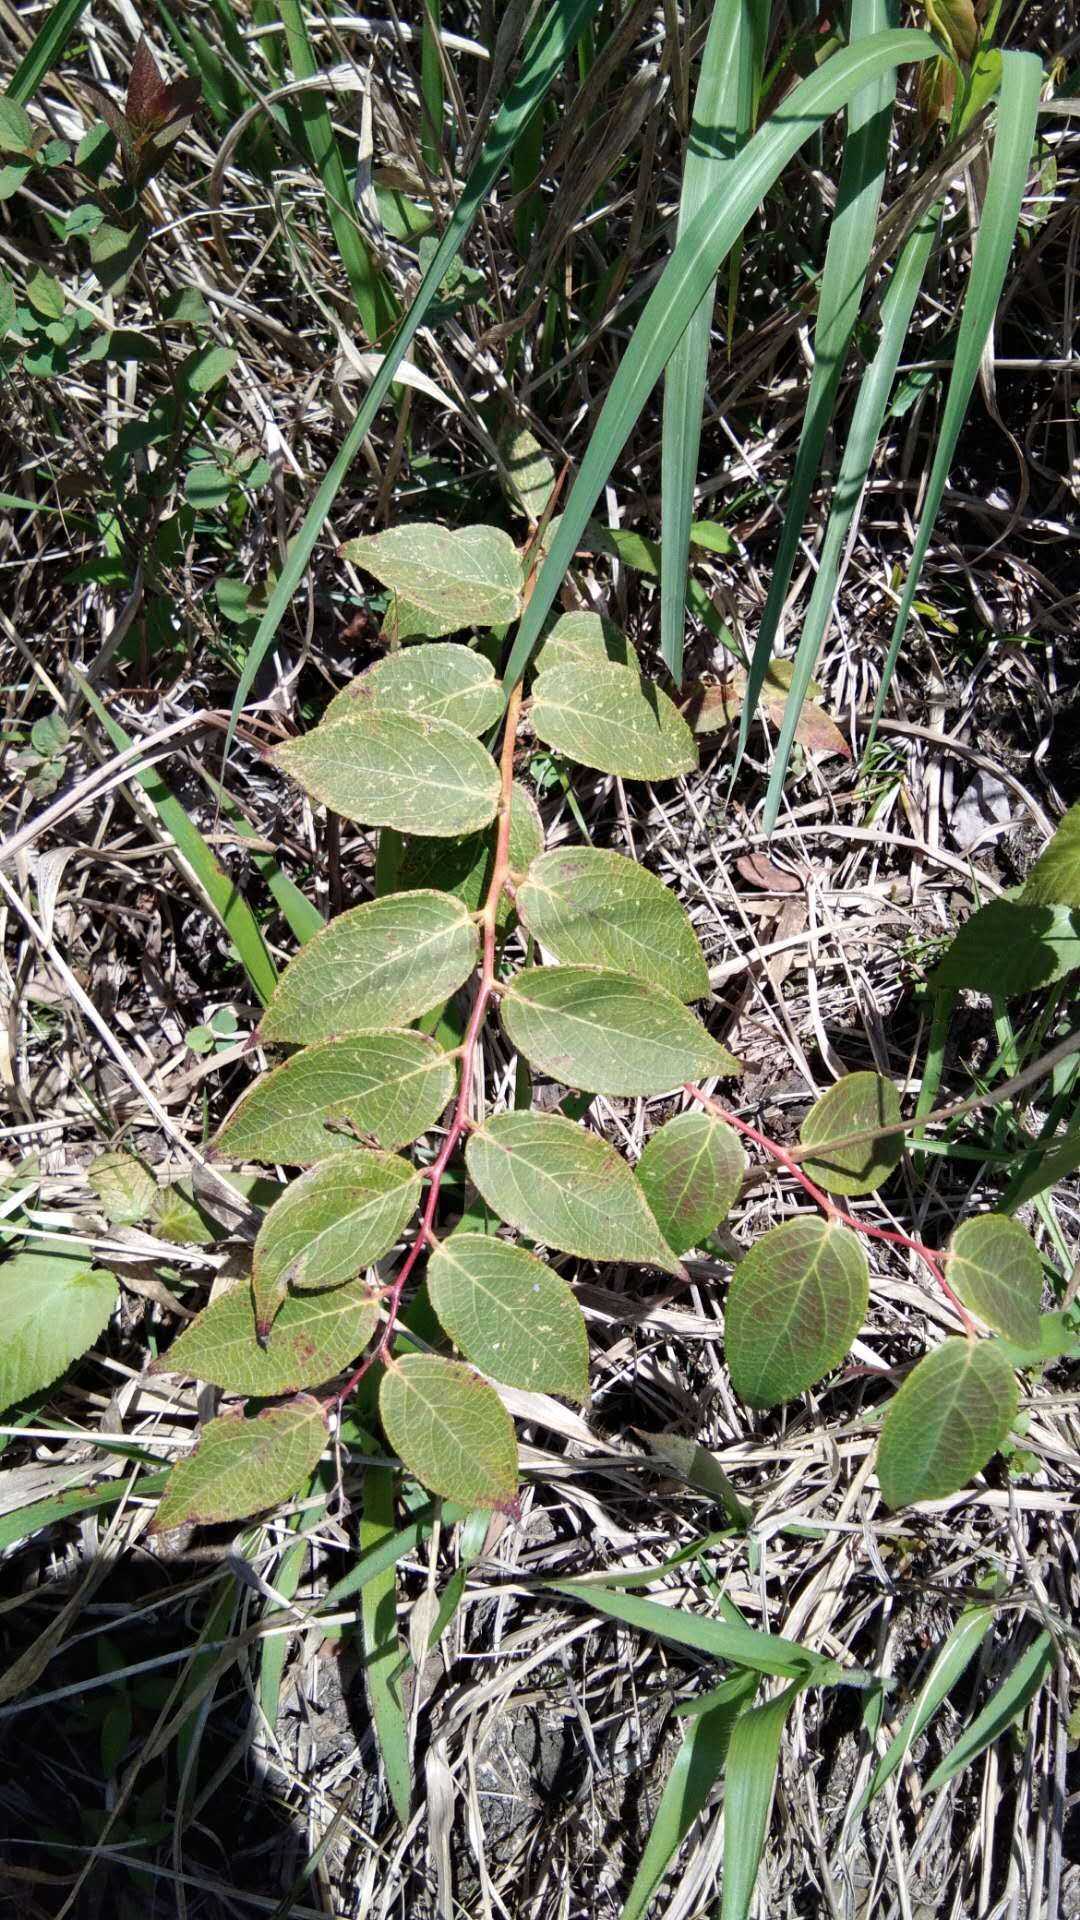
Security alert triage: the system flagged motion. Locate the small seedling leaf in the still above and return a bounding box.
[87,1150,156,1225]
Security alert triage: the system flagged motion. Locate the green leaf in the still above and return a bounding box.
[530,660,697,780]
[861,1597,995,1808]
[260,891,479,1045]
[0,99,33,153]
[726,1217,868,1407]
[0,274,14,336]
[427,1232,589,1401]
[501,422,556,523]
[7,0,92,107]
[379,1354,518,1507]
[359,1466,412,1822]
[994,1308,1080,1371]
[922,1630,1053,1793]
[152,1398,327,1532]
[179,344,237,395]
[546,1581,815,1678]
[185,461,231,508]
[153,1184,216,1245]
[945,1214,1042,1347]
[876,1340,1019,1508]
[276,708,500,836]
[721,1684,803,1920]
[930,897,1080,997]
[1020,801,1080,910]
[88,221,146,292]
[26,268,64,318]
[501,965,737,1096]
[389,781,543,925]
[465,1112,683,1274]
[799,1071,903,1196]
[87,1150,156,1225]
[215,1031,456,1162]
[0,1248,117,1413]
[516,846,709,1001]
[924,0,978,62]
[534,610,635,673]
[636,1111,744,1256]
[341,523,523,636]
[325,643,503,735]
[154,1273,380,1394]
[252,1150,419,1330]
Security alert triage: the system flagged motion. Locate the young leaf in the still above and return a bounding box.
[252,1151,419,1329]
[0,100,34,153]
[153,1275,380,1395]
[945,1215,1043,1348]
[275,708,500,837]
[427,1232,589,1401]
[799,1071,903,1196]
[260,891,479,1045]
[726,1217,868,1407]
[534,610,635,672]
[87,1150,156,1225]
[465,1112,683,1274]
[340,523,523,635]
[930,898,1080,998]
[876,1340,1019,1508]
[922,1630,1053,1793]
[325,643,503,735]
[1019,801,1080,909]
[179,344,236,395]
[516,846,709,1001]
[530,660,697,780]
[379,1354,518,1507]
[215,1031,456,1163]
[388,781,543,923]
[500,421,556,523]
[636,1111,744,1255]
[501,965,738,1096]
[152,1398,327,1533]
[0,1248,117,1413]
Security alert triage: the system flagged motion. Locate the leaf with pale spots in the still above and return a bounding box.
[252,1150,419,1330]
[877,1340,1019,1508]
[324,643,503,735]
[152,1275,380,1394]
[501,965,738,1096]
[799,1072,903,1196]
[379,1354,518,1506]
[534,611,635,672]
[516,846,708,1000]
[340,522,523,634]
[261,891,478,1045]
[152,1398,327,1532]
[530,660,696,780]
[276,708,500,836]
[636,1111,744,1255]
[946,1214,1042,1347]
[427,1232,589,1400]
[726,1216,868,1407]
[215,1031,456,1162]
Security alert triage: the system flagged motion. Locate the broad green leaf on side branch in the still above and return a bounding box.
[427,1232,589,1401]
[152,1276,380,1395]
[930,897,1080,997]
[465,1112,684,1274]
[252,1151,419,1329]
[260,891,479,1044]
[275,709,500,836]
[214,1031,456,1162]
[726,1217,868,1406]
[0,1248,117,1414]
[799,1071,902,1195]
[341,523,523,635]
[379,1353,519,1507]
[1019,801,1080,909]
[876,1339,1019,1508]
[501,966,739,1096]
[530,661,697,779]
[152,1398,326,1532]
[637,1111,745,1255]
[325,643,503,734]
[516,846,709,1000]
[945,1214,1042,1347]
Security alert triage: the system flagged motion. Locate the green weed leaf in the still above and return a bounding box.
[252,1150,419,1329]
[153,1274,380,1395]
[379,1353,518,1506]
[152,1398,326,1532]
[930,897,1080,997]
[0,1248,117,1413]
[501,965,738,1095]
[87,1150,156,1225]
[945,1215,1042,1347]
[466,1112,683,1274]
[276,708,500,836]
[341,522,522,635]
[427,1232,589,1400]
[261,891,478,1044]
[1020,801,1080,909]
[179,343,237,395]
[534,610,635,672]
[636,1111,744,1255]
[876,1340,1019,1508]
[0,100,33,153]
[799,1071,902,1195]
[325,642,503,735]
[215,1031,456,1162]
[726,1217,868,1406]
[516,846,709,1000]
[530,660,697,779]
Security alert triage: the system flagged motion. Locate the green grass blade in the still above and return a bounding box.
[6,0,90,105]
[199,769,326,945]
[502,27,939,691]
[621,1670,758,1920]
[225,0,602,770]
[859,1596,995,1809]
[546,1580,816,1677]
[759,201,940,830]
[923,1630,1053,1793]
[659,0,763,684]
[721,1681,803,1920]
[420,0,445,174]
[77,675,278,1004]
[258,1528,311,1734]
[735,0,897,780]
[277,0,397,342]
[359,1466,412,1823]
[866,49,1042,749]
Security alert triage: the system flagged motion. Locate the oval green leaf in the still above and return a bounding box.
[930,898,1080,998]
[215,1030,456,1162]
[276,708,500,836]
[427,1232,589,1401]
[530,660,697,780]
[465,1112,682,1275]
[340,522,523,635]
[516,846,709,1001]
[152,1397,327,1533]
[154,1275,379,1395]
[876,1339,1019,1509]
[252,1150,419,1329]
[534,610,635,672]
[501,965,738,1096]
[636,1111,744,1256]
[325,642,503,735]
[379,1353,518,1507]
[0,1249,117,1415]
[260,891,478,1045]
[946,1214,1042,1347]
[726,1217,868,1407]
[799,1071,903,1196]
[1020,799,1080,909]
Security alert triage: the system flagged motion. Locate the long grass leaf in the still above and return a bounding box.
[502,28,939,692]
[199,769,326,946]
[359,1465,412,1823]
[659,0,763,684]
[225,0,602,770]
[866,49,1042,748]
[546,1580,816,1677]
[721,1681,803,1920]
[6,0,89,104]
[923,1629,1053,1792]
[859,1596,995,1809]
[735,0,897,781]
